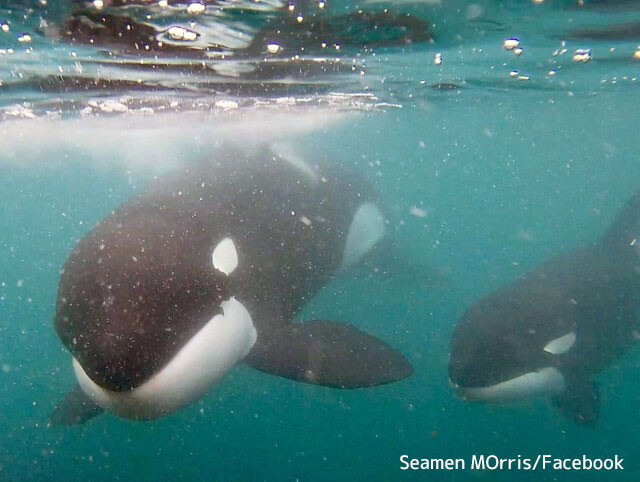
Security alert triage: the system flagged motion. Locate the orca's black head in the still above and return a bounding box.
[448,291,577,403]
[55,202,257,419]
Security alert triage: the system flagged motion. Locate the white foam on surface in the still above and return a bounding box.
[0,109,351,175]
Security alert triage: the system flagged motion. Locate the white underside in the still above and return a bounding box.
[73,297,257,420]
[453,367,566,403]
[340,202,385,270]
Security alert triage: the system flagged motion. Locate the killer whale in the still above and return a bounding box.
[51,146,412,424]
[449,191,640,426]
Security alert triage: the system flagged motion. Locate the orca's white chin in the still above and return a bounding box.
[452,367,566,403]
[73,297,257,420]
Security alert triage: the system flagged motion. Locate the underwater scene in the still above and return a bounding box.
[0,0,639,480]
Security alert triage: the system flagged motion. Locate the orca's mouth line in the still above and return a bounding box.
[73,296,257,420]
[450,367,566,403]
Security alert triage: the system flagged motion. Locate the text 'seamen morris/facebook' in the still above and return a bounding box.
[400,454,624,471]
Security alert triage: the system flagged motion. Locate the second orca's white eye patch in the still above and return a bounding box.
[544,332,576,355]
[212,237,238,275]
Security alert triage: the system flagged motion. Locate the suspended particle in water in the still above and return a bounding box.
[410,206,428,218]
[548,69,557,76]
[93,0,104,9]
[573,49,591,62]
[1,24,8,33]
[466,4,484,21]
[434,53,442,66]
[297,15,304,23]
[267,43,280,54]
[503,38,520,50]
[633,49,640,60]
[509,70,519,77]
[187,3,206,14]
[318,1,325,8]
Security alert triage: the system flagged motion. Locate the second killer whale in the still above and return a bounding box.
[51,146,412,424]
[449,190,640,426]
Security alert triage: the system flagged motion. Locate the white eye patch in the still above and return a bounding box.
[543,332,576,355]
[212,237,238,275]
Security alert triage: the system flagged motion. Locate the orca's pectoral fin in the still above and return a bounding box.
[49,385,104,426]
[553,378,600,427]
[244,321,413,388]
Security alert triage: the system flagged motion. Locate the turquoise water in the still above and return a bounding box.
[1,1,640,480]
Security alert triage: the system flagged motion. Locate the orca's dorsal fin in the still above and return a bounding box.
[553,376,600,427]
[244,321,412,388]
[49,385,104,426]
[601,191,640,254]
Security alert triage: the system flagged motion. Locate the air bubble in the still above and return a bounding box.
[573,49,591,63]
[187,3,205,14]
[167,26,198,42]
[503,38,519,50]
